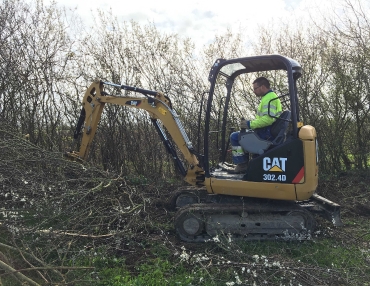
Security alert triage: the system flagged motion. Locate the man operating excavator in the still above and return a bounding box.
[68,55,343,241]
[229,77,282,173]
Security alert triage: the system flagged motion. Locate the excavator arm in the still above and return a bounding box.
[67,80,205,186]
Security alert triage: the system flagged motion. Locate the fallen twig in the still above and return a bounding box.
[0,259,41,286]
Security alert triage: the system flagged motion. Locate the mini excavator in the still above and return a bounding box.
[67,54,343,242]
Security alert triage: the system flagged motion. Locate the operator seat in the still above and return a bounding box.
[238,110,291,155]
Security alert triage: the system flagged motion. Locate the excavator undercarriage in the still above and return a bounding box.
[170,187,341,242]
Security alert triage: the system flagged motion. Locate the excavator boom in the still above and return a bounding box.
[67,80,204,186]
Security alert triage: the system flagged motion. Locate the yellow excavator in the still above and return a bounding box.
[67,54,342,242]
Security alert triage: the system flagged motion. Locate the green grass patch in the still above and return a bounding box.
[84,256,202,286]
[71,237,370,285]
[236,239,368,268]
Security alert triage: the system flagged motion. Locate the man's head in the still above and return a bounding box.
[252,77,271,96]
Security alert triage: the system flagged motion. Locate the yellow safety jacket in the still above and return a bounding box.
[249,90,282,129]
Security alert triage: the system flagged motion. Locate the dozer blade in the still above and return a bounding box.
[301,194,343,227]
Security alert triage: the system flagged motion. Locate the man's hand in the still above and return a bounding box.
[240,119,249,129]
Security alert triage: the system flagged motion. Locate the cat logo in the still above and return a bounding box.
[126,100,141,106]
[263,157,287,172]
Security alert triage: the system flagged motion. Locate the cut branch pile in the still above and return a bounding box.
[0,119,165,284]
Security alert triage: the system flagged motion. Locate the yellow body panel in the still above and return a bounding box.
[208,178,297,200]
[296,126,318,200]
[299,125,316,139]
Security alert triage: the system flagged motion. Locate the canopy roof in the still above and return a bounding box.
[212,54,302,79]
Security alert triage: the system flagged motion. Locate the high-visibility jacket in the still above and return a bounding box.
[249,90,282,130]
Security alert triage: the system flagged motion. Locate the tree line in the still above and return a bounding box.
[0,0,369,179]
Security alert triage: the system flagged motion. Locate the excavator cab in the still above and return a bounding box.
[203,55,315,201]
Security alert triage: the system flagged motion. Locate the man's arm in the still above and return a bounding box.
[249,115,276,129]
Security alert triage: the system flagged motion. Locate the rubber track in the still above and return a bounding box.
[175,202,315,242]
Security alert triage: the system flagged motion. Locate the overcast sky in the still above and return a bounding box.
[46,0,334,48]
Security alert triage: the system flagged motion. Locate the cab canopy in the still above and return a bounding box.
[204,54,302,175]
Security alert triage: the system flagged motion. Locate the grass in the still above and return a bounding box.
[2,205,370,285]
[237,239,367,269]
[62,232,369,286]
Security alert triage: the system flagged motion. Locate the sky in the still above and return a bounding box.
[45,0,333,48]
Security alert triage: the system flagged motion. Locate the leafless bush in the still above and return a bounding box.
[0,0,80,154]
[2,0,369,178]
